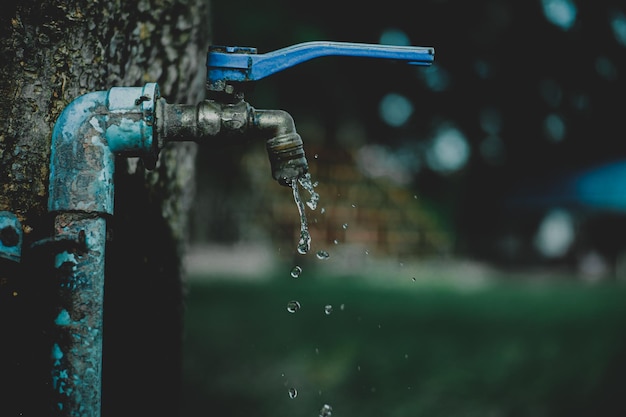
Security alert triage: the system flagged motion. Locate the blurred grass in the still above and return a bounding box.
[181,273,626,417]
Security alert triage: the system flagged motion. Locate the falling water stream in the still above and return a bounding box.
[291,173,319,255]
[289,172,334,415]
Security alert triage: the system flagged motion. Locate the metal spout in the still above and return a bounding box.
[157,99,308,186]
[254,109,308,186]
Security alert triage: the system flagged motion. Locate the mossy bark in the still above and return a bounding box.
[0,1,210,415]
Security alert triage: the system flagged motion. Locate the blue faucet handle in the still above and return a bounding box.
[207,41,435,93]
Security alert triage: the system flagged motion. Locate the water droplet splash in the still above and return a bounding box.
[319,404,333,417]
[290,265,302,278]
[290,172,321,255]
[287,300,301,313]
[292,180,311,255]
[299,172,320,211]
[316,250,330,260]
[324,305,333,315]
[288,387,298,399]
[297,234,310,255]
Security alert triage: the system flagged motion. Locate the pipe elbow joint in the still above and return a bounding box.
[48,84,160,214]
[254,109,309,186]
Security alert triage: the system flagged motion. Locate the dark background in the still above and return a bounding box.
[181,3,626,416]
[191,0,626,274]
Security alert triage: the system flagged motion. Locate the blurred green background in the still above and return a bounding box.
[181,271,626,417]
[182,0,626,416]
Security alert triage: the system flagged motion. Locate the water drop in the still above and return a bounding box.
[342,223,348,230]
[319,404,333,417]
[340,303,345,311]
[412,277,416,282]
[288,387,298,399]
[316,250,330,260]
[314,153,319,159]
[333,239,339,245]
[320,207,326,214]
[324,305,333,315]
[290,265,302,278]
[287,300,301,313]
[297,231,311,255]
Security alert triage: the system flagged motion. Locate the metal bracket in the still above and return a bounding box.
[0,211,23,263]
[30,230,88,257]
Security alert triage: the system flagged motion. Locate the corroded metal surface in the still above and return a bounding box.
[0,211,22,262]
[51,213,105,416]
[48,85,159,215]
[47,84,159,417]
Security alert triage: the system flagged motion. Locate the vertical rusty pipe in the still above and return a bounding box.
[50,213,106,416]
[47,83,159,416]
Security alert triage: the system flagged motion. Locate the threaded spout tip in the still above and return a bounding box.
[266,132,308,186]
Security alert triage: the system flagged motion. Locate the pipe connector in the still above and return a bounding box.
[0,211,22,263]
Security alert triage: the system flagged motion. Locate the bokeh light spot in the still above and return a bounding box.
[541,0,577,31]
[534,209,575,258]
[426,125,470,174]
[543,113,566,142]
[379,28,410,46]
[379,93,414,127]
[610,9,626,47]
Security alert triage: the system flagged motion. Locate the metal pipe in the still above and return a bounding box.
[253,109,307,186]
[47,82,306,416]
[0,211,23,263]
[47,83,159,417]
[157,99,309,186]
[50,213,105,417]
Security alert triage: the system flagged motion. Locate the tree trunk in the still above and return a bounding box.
[0,1,210,415]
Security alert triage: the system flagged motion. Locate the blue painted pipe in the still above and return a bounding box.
[49,83,159,214]
[47,83,159,417]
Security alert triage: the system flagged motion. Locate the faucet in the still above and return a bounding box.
[45,40,434,416]
[157,97,306,185]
